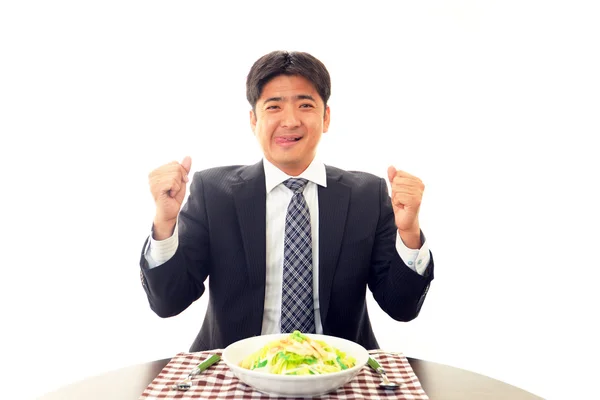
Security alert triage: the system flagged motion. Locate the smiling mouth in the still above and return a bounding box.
[275,136,303,146]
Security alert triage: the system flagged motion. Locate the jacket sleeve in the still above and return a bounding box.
[367,178,434,321]
[139,172,211,318]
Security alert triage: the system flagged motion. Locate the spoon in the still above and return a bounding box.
[171,354,221,391]
[368,357,400,390]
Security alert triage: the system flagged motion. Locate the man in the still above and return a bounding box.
[140,50,434,352]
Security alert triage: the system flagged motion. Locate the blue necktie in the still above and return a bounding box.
[280,178,315,334]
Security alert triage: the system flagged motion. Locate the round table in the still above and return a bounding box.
[38,357,543,400]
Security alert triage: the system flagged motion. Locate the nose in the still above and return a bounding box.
[280,107,301,128]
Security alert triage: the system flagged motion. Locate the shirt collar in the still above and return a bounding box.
[263,157,327,193]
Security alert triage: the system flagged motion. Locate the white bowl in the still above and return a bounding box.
[222,333,369,398]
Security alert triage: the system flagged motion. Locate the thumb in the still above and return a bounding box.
[181,156,192,174]
[387,165,397,183]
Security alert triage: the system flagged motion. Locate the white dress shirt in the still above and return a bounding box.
[145,158,431,335]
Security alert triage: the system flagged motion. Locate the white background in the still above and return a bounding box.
[1,1,599,399]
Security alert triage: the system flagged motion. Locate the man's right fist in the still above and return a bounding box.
[148,156,192,239]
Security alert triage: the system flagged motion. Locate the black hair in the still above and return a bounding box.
[246,51,331,114]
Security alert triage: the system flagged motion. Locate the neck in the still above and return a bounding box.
[280,165,308,176]
[266,157,314,177]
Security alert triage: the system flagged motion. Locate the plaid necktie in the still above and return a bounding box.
[280,178,315,334]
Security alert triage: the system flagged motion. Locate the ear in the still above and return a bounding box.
[249,109,257,134]
[322,106,331,133]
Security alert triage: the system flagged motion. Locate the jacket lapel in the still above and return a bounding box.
[233,161,267,288]
[318,166,350,326]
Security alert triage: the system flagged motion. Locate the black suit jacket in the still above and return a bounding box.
[140,161,434,352]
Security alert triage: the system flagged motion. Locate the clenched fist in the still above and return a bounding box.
[149,156,192,240]
[387,166,424,249]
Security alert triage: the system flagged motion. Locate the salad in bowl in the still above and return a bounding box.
[239,330,357,375]
[222,331,369,397]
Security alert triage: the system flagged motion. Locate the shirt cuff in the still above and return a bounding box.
[395,232,430,276]
[144,222,179,269]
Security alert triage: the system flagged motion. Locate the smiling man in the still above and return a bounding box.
[141,51,434,352]
[250,74,329,177]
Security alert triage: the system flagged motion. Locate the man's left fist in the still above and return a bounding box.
[387,166,424,236]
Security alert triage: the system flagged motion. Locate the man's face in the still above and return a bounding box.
[250,74,330,176]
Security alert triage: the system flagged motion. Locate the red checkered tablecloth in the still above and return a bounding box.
[139,349,429,399]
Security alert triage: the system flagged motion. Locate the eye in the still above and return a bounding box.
[299,103,315,108]
[266,105,280,110]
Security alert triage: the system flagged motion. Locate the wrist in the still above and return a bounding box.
[398,227,421,249]
[152,218,177,240]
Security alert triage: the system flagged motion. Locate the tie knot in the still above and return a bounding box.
[283,178,309,194]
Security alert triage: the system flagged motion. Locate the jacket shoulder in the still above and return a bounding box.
[326,165,385,188]
[193,165,246,182]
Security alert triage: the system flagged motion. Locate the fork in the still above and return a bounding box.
[171,354,221,391]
